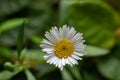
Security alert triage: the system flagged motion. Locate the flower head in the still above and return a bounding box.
[40,25,86,70]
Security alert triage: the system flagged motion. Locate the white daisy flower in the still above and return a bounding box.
[40,25,86,70]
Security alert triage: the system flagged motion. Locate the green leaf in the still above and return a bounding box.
[97,58,120,80]
[0,48,18,62]
[12,49,45,64]
[17,22,25,60]
[60,0,119,49]
[59,0,69,25]
[29,36,43,45]
[0,18,26,33]
[67,66,83,80]
[61,69,73,80]
[0,48,11,59]
[0,70,19,80]
[85,45,109,57]
[24,50,45,64]
[0,49,45,65]
[34,64,57,77]
[25,69,36,80]
[19,49,26,65]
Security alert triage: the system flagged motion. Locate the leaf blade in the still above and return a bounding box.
[25,69,36,80]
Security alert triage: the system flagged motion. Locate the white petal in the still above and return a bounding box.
[71,54,82,60]
[58,59,62,69]
[74,46,85,51]
[56,59,62,68]
[64,58,73,66]
[53,57,59,65]
[44,54,54,60]
[68,57,78,65]
[74,43,84,48]
[62,25,69,38]
[64,58,69,64]
[60,66,63,70]
[62,58,65,66]
[59,27,63,38]
[48,56,57,64]
[42,48,53,52]
[46,51,54,54]
[55,58,60,67]
[71,33,82,42]
[45,32,56,43]
[41,39,53,46]
[73,39,85,46]
[73,51,85,56]
[40,44,53,48]
[66,27,76,40]
[74,44,85,51]
[50,27,60,40]
[62,25,67,37]
[60,25,71,38]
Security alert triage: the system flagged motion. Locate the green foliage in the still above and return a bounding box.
[34,64,57,78]
[85,45,109,56]
[17,22,25,57]
[0,48,11,59]
[0,0,120,80]
[0,70,20,80]
[97,58,120,80]
[25,69,36,80]
[29,36,43,45]
[60,0,119,49]
[23,49,45,64]
[61,69,73,80]
[0,18,26,33]
[67,66,83,80]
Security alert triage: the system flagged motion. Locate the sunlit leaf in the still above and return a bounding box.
[25,69,36,80]
[0,18,26,33]
[61,69,73,80]
[67,66,82,80]
[85,45,109,57]
[29,36,43,45]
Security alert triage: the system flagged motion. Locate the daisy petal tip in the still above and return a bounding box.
[59,66,63,70]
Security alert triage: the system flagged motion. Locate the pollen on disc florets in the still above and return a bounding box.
[54,39,73,58]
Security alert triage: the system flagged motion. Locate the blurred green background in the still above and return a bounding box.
[0,0,120,80]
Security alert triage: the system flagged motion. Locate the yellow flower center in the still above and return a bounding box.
[54,39,73,58]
